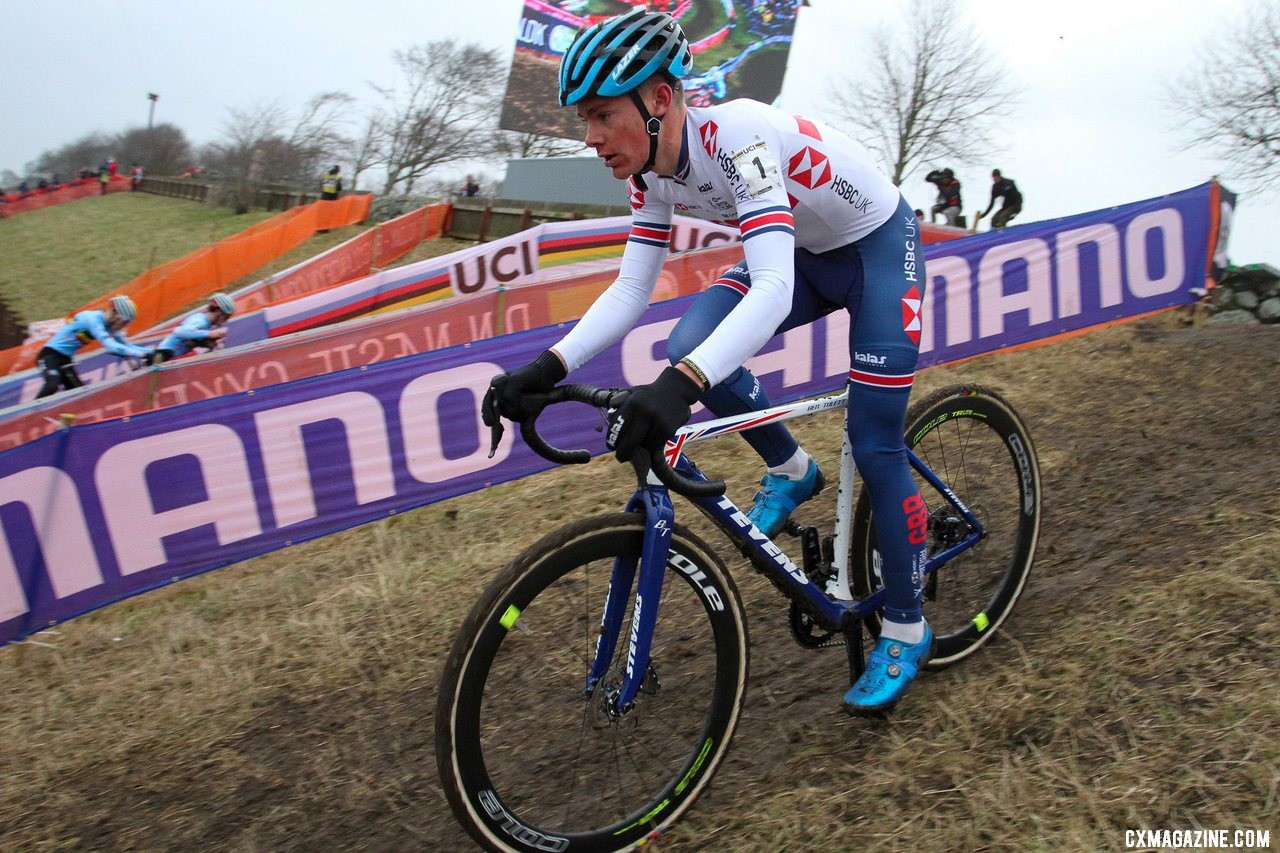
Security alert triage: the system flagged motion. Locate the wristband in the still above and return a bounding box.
[679,358,709,390]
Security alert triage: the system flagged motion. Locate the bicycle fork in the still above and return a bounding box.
[585,477,676,715]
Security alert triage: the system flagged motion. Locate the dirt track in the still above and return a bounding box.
[4,318,1278,851]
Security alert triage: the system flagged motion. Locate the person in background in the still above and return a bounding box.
[98,162,110,195]
[484,9,935,715]
[981,168,1023,229]
[320,166,343,200]
[129,163,145,191]
[461,175,480,197]
[35,296,153,398]
[925,168,962,226]
[152,293,236,363]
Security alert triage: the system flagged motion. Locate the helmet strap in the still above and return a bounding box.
[628,89,663,183]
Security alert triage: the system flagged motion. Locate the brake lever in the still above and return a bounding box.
[487,417,505,459]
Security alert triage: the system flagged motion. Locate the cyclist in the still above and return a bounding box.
[482,9,932,714]
[153,292,236,363]
[35,295,154,398]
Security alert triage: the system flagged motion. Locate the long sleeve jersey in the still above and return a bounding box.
[43,310,151,359]
[554,98,901,387]
[158,310,217,358]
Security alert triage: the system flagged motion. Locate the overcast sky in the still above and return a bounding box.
[3,0,1273,266]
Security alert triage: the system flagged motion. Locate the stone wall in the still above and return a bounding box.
[1206,264,1280,325]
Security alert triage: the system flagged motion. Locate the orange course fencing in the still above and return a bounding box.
[0,176,132,217]
[0,194,372,376]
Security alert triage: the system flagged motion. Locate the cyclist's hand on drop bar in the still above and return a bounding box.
[481,349,567,426]
[606,366,702,464]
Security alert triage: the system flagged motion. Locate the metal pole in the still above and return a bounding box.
[147,93,159,129]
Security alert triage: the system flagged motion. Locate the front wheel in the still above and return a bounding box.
[436,512,749,852]
[851,384,1042,668]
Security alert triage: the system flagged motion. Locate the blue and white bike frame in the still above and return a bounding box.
[585,389,988,713]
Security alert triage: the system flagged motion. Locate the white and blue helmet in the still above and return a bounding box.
[558,9,692,107]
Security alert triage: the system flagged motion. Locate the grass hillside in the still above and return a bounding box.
[0,205,1276,851]
[0,192,473,324]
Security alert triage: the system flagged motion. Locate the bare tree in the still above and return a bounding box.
[115,123,193,175]
[491,131,587,162]
[827,0,1019,186]
[1172,1,1280,192]
[31,132,116,181]
[200,94,353,212]
[370,40,505,195]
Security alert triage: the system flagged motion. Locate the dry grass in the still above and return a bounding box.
[0,207,1276,850]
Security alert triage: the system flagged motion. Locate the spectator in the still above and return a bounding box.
[35,296,153,398]
[107,157,118,177]
[98,163,110,195]
[320,165,343,200]
[981,168,1023,229]
[460,175,481,198]
[129,163,145,191]
[153,293,236,363]
[925,168,962,227]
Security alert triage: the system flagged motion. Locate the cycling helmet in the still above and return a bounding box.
[210,292,236,316]
[110,295,137,322]
[558,9,692,107]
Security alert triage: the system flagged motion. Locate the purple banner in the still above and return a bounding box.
[0,183,1219,645]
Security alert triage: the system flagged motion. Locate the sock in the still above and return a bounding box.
[880,618,925,645]
[766,448,810,480]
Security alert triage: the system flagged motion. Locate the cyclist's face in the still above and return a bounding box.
[577,94,651,179]
[106,311,127,332]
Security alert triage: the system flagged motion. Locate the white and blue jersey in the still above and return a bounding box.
[44,310,151,359]
[555,97,929,626]
[158,310,217,359]
[555,98,903,386]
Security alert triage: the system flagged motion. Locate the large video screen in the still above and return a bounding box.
[501,0,807,140]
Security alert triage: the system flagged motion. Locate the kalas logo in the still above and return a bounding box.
[699,121,719,157]
[787,146,831,189]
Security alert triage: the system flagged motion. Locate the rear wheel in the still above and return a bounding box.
[436,512,749,852]
[851,384,1041,668]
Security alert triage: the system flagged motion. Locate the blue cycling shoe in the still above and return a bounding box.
[746,458,825,536]
[842,623,933,715]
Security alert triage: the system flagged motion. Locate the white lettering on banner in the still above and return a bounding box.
[254,393,396,528]
[926,254,973,351]
[518,18,548,47]
[1055,224,1122,316]
[621,319,677,384]
[0,467,102,619]
[451,241,537,294]
[926,206,1188,352]
[401,363,511,484]
[745,327,813,387]
[97,425,263,574]
[977,239,1054,340]
[1126,209,1185,297]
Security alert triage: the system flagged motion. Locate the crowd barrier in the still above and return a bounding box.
[0,181,1231,646]
[0,176,131,218]
[0,194,373,377]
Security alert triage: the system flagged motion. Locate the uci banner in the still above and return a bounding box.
[0,182,1225,646]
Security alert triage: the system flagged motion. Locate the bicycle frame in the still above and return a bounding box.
[586,390,989,713]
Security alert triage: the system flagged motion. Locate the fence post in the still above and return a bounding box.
[478,206,492,242]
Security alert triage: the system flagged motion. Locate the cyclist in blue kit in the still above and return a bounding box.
[153,292,236,363]
[36,295,154,398]
[482,9,931,714]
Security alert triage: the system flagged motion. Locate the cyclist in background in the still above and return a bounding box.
[35,295,153,398]
[153,292,236,363]
[483,10,935,714]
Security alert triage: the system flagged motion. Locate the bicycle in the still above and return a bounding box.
[436,381,1042,852]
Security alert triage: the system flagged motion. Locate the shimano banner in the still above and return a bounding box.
[0,182,1225,645]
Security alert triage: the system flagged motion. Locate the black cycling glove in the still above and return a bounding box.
[606,365,704,463]
[482,349,567,425]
